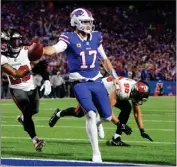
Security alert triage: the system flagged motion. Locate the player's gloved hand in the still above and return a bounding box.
[140,129,153,142]
[40,80,51,96]
[32,60,48,74]
[118,123,132,135]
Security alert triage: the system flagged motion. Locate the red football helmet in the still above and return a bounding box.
[131,81,150,105]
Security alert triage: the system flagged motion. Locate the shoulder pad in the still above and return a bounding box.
[59,32,71,44]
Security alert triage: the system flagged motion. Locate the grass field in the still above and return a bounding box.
[1,96,176,165]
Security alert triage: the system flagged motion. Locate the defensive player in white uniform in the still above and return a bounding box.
[1,31,30,78]
[49,76,153,146]
[102,76,153,145]
[1,55,31,78]
[2,29,51,152]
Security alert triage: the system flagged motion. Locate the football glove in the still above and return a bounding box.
[40,80,51,96]
[140,129,153,142]
[118,123,132,135]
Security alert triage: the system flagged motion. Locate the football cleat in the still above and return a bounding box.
[34,139,46,152]
[107,137,130,147]
[49,108,61,127]
[97,123,105,139]
[17,115,24,125]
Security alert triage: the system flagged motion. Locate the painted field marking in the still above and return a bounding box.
[1,136,175,145]
[1,124,176,132]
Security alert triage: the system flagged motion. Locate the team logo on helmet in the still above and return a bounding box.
[70,8,95,34]
[131,81,150,105]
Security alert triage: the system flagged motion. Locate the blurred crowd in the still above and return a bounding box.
[1,1,176,85]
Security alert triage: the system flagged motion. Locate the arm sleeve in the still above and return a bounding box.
[1,55,8,66]
[97,44,108,60]
[52,40,68,54]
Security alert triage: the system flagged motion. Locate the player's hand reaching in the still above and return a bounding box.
[140,129,153,142]
[119,123,132,135]
[40,80,51,96]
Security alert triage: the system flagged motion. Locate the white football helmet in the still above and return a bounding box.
[70,8,94,34]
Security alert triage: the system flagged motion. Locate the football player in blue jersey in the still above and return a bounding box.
[43,8,124,162]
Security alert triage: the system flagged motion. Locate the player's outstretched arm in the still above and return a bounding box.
[43,46,57,56]
[132,103,153,141]
[2,64,30,78]
[43,40,68,56]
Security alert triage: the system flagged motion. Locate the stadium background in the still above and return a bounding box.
[1,1,176,99]
[1,1,176,166]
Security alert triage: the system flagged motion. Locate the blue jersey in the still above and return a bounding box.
[59,31,103,78]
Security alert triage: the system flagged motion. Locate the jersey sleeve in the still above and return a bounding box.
[52,32,71,53]
[97,32,103,46]
[53,40,68,54]
[59,32,71,45]
[1,55,8,66]
[97,44,107,60]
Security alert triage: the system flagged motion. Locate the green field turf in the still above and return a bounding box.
[1,96,176,165]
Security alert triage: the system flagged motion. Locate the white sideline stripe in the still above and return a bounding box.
[1,124,175,131]
[1,136,175,145]
[1,157,137,166]
[2,116,176,123]
[1,157,169,167]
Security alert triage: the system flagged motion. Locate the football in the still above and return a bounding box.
[28,42,43,62]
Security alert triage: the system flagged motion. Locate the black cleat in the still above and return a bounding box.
[107,137,130,147]
[49,108,61,127]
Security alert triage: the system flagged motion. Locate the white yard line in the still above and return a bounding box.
[2,116,176,123]
[1,124,175,131]
[1,136,175,145]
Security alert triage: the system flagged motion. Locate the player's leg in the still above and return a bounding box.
[91,80,112,121]
[73,82,102,162]
[96,114,105,139]
[29,88,46,151]
[49,105,85,127]
[10,88,45,152]
[115,100,132,135]
[92,83,112,140]
[86,80,112,161]
[108,100,132,146]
